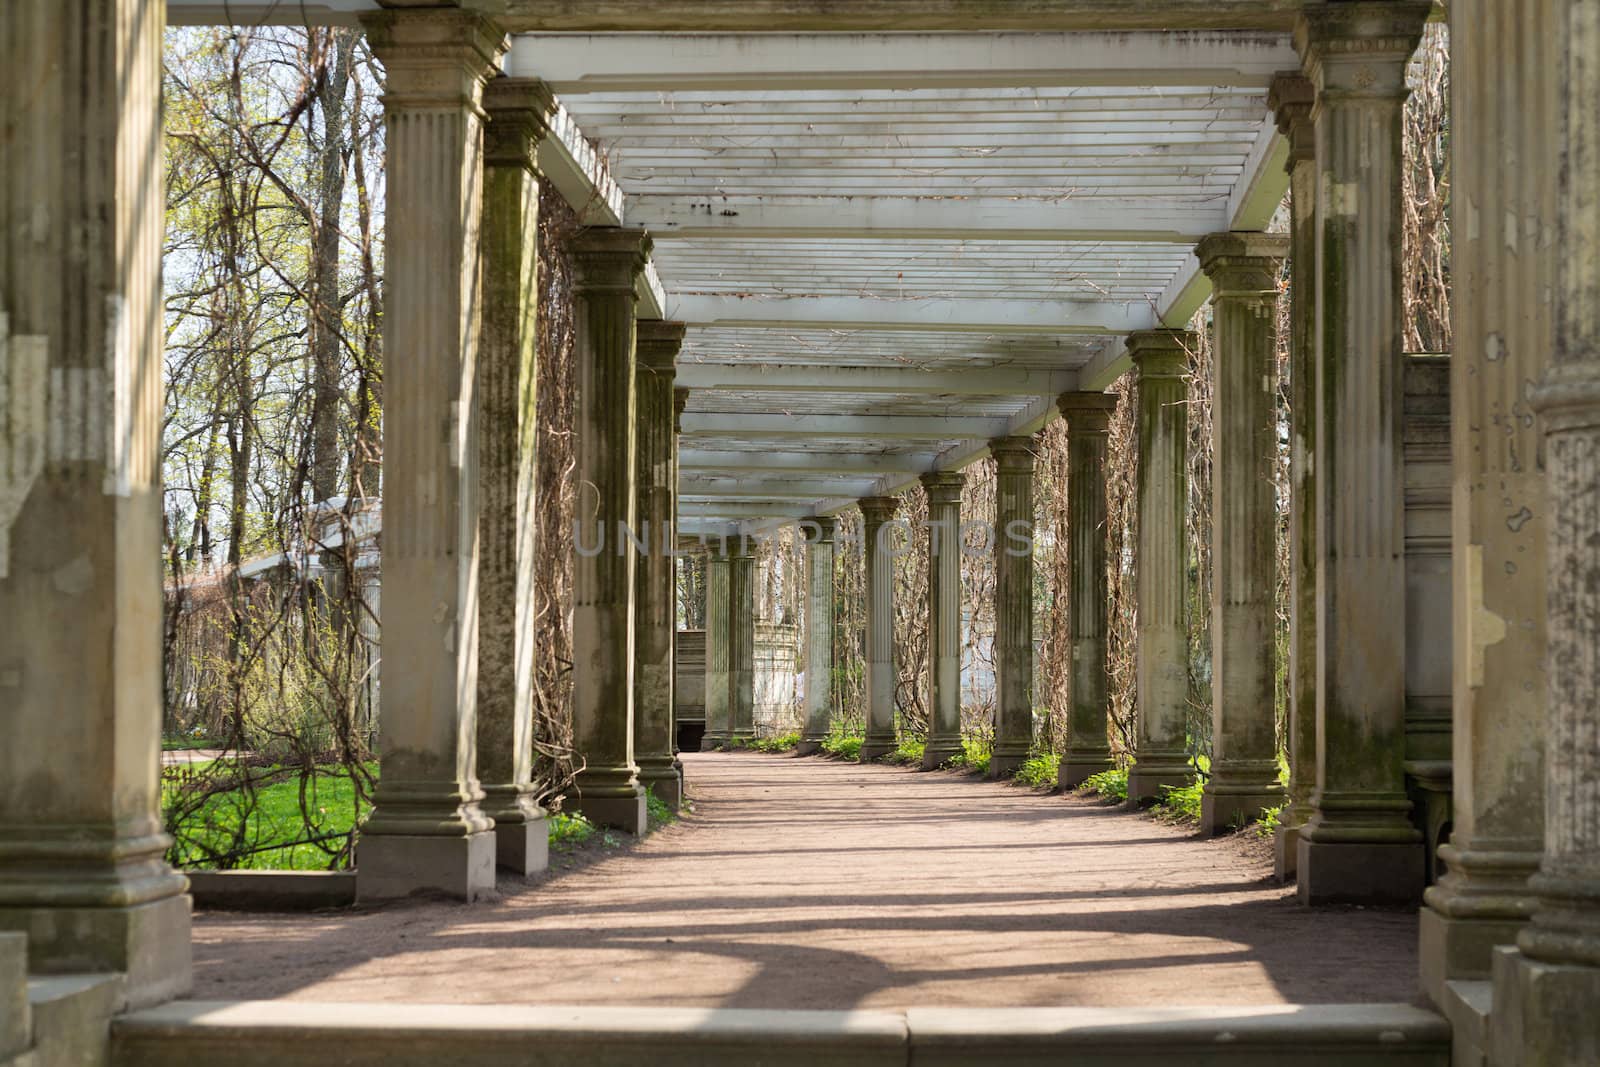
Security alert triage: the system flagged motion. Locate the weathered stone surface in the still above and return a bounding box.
[989,439,1036,779]
[921,473,965,770]
[185,872,356,912]
[701,548,732,750]
[729,545,757,742]
[798,518,837,755]
[859,497,901,762]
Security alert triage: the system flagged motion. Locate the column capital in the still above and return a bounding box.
[919,470,966,505]
[802,516,837,543]
[1294,1,1430,97]
[360,7,507,110]
[482,76,555,171]
[1126,329,1196,380]
[1195,232,1289,298]
[637,319,687,376]
[572,227,651,291]
[673,387,690,433]
[858,496,900,525]
[990,435,1038,474]
[1268,72,1316,169]
[1057,391,1118,434]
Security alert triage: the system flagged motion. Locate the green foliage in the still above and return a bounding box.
[819,722,863,761]
[548,810,598,851]
[882,737,925,766]
[1080,767,1129,803]
[946,737,991,775]
[747,732,801,754]
[1151,778,1205,824]
[1257,803,1285,838]
[646,788,678,827]
[1012,752,1060,788]
[164,763,372,870]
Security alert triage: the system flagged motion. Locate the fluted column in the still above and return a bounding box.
[797,517,837,755]
[0,0,191,1003]
[1196,233,1289,835]
[990,440,1037,778]
[355,7,504,902]
[671,388,689,775]
[729,540,757,741]
[1127,330,1195,804]
[1417,0,1556,1004]
[1293,1,1430,904]
[1269,71,1318,881]
[1491,3,1600,1060]
[921,473,966,769]
[474,76,552,877]
[701,544,731,750]
[859,497,901,761]
[568,227,650,834]
[1057,394,1118,788]
[634,321,685,809]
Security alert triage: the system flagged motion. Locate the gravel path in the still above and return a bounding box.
[191,751,1421,1009]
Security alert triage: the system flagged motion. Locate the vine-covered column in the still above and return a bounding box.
[858,497,901,761]
[921,472,966,769]
[797,518,837,756]
[990,439,1037,779]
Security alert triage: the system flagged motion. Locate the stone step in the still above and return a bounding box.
[25,974,124,1067]
[112,1000,1450,1067]
[0,934,28,1063]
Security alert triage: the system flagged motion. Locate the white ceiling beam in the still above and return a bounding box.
[681,477,878,499]
[680,501,818,519]
[680,449,936,474]
[669,294,1154,335]
[680,413,1009,439]
[632,196,1227,243]
[507,32,1296,93]
[166,1,371,23]
[675,363,1080,397]
[524,84,625,227]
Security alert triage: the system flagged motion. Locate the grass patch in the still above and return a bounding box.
[819,724,863,761]
[881,737,925,766]
[1012,752,1060,788]
[549,810,611,852]
[1079,767,1128,803]
[746,731,800,754]
[646,788,679,827]
[1151,777,1204,823]
[165,762,373,871]
[163,737,220,752]
[947,737,991,775]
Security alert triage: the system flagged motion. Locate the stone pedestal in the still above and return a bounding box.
[635,321,686,809]
[1056,396,1119,789]
[859,497,901,761]
[1268,72,1317,881]
[1293,2,1430,904]
[728,543,757,742]
[921,473,966,769]
[798,518,837,756]
[701,545,732,750]
[475,77,553,877]
[0,0,193,1007]
[1196,233,1289,836]
[989,440,1036,779]
[1125,331,1197,805]
[1419,0,1555,1003]
[568,227,651,835]
[355,7,506,901]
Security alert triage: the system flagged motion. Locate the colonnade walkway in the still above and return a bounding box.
[188,753,1416,1009]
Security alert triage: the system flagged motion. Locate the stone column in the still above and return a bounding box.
[1268,71,1318,881]
[1491,2,1600,1060]
[990,440,1037,779]
[921,473,966,769]
[671,388,689,775]
[1196,233,1289,835]
[634,321,685,809]
[797,517,837,755]
[859,497,901,761]
[568,227,651,834]
[1126,330,1196,804]
[1294,1,1430,904]
[1057,394,1119,789]
[1417,0,1555,1006]
[700,544,731,750]
[0,0,191,1005]
[728,541,757,741]
[355,7,505,902]
[474,76,552,877]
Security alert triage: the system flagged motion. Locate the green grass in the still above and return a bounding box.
[819,723,864,761]
[746,731,800,754]
[1151,778,1205,823]
[164,763,373,870]
[1079,767,1128,803]
[946,737,991,775]
[881,737,925,765]
[646,788,679,827]
[1011,752,1060,788]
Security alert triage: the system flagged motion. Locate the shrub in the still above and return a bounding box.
[1012,752,1060,788]
[1080,767,1128,803]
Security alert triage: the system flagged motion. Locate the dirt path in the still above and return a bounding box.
[191,752,1421,1009]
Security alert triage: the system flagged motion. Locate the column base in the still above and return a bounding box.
[795,737,825,756]
[1490,944,1600,1067]
[922,736,963,770]
[1274,819,1304,882]
[987,749,1027,779]
[490,815,549,878]
[1058,748,1114,790]
[1199,781,1285,836]
[356,831,497,903]
[1418,845,1541,1004]
[859,734,897,762]
[0,894,192,1010]
[1296,835,1425,904]
[570,789,648,835]
[1419,907,1528,1010]
[639,766,683,811]
[700,732,730,752]
[1127,756,1193,805]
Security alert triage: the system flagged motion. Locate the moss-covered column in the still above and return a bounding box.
[475,77,552,878]
[0,0,192,1004]
[1293,1,1430,904]
[990,439,1037,779]
[1196,233,1289,835]
[355,7,505,902]
[921,472,966,769]
[859,497,901,761]
[1057,394,1119,789]
[700,543,731,750]
[634,321,685,809]
[568,227,650,834]
[729,541,757,741]
[797,517,837,755]
[671,388,689,776]
[1490,2,1600,1060]
[1268,71,1318,881]
[1127,330,1195,804]
[1417,0,1555,1006]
